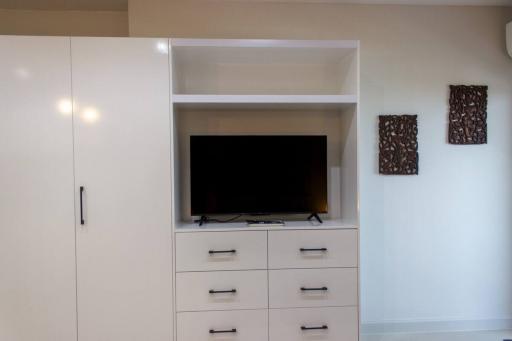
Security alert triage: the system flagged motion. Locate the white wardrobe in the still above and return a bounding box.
[0,37,173,341]
[1,36,360,341]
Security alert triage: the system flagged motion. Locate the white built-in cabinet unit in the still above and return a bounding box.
[0,36,359,341]
[171,39,360,341]
[0,36,173,341]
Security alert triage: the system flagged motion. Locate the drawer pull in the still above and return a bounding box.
[209,249,237,255]
[209,328,237,334]
[301,325,328,331]
[300,286,328,291]
[209,289,237,294]
[79,186,85,225]
[300,247,327,252]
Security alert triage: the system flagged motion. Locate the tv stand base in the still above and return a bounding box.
[197,215,208,226]
[307,213,323,224]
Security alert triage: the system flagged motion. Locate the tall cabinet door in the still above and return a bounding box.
[71,38,173,341]
[0,37,77,341]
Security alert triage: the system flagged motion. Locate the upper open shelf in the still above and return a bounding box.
[171,39,359,98]
[172,94,357,110]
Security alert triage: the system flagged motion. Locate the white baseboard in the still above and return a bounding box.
[361,318,512,335]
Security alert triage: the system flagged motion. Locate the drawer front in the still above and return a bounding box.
[176,231,267,272]
[176,270,268,312]
[269,268,357,308]
[268,229,358,269]
[178,310,268,341]
[268,230,358,269]
[269,307,358,341]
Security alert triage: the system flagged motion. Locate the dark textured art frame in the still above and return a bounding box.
[448,85,488,145]
[379,115,419,175]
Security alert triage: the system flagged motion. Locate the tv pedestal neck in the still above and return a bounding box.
[307,213,323,224]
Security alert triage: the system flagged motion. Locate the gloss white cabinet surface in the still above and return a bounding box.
[175,231,267,272]
[174,228,360,341]
[0,36,359,341]
[71,37,173,341]
[177,310,268,341]
[0,36,77,341]
[268,229,358,269]
[176,270,268,312]
[269,307,358,341]
[269,268,358,308]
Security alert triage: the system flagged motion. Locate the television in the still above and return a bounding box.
[190,135,327,217]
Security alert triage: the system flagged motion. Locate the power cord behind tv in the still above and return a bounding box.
[194,215,243,226]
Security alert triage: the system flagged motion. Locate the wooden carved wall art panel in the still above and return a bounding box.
[379,115,418,175]
[449,85,488,145]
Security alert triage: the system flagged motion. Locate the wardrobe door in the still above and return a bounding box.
[71,38,173,341]
[0,37,77,341]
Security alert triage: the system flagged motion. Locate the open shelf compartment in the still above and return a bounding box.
[171,39,359,97]
[170,106,359,230]
[170,39,360,231]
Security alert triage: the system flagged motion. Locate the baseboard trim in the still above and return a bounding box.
[362,318,512,334]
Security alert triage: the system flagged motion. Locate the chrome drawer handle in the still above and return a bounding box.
[209,328,237,334]
[301,325,328,331]
[209,289,237,294]
[300,286,328,291]
[209,249,236,255]
[300,247,327,252]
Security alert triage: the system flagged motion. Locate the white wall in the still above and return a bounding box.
[128,1,512,331]
[359,10,512,330]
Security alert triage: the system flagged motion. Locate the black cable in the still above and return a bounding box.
[195,215,243,224]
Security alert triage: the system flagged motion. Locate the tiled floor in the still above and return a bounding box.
[362,330,512,341]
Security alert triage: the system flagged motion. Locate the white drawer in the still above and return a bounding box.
[178,310,268,341]
[269,268,357,308]
[175,231,267,272]
[268,229,358,269]
[176,270,268,312]
[269,307,358,341]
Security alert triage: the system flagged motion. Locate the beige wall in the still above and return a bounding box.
[128,0,512,331]
[0,9,128,36]
[128,1,512,39]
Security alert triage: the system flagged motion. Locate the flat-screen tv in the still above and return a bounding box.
[190,135,327,216]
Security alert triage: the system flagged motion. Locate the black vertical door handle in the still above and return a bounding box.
[80,186,85,225]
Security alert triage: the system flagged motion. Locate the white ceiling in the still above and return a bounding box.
[0,0,510,11]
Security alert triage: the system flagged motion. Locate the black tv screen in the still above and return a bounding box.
[190,135,327,216]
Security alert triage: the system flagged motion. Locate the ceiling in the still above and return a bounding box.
[231,0,512,5]
[0,0,128,11]
[0,0,510,11]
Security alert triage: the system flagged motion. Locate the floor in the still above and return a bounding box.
[362,330,512,341]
